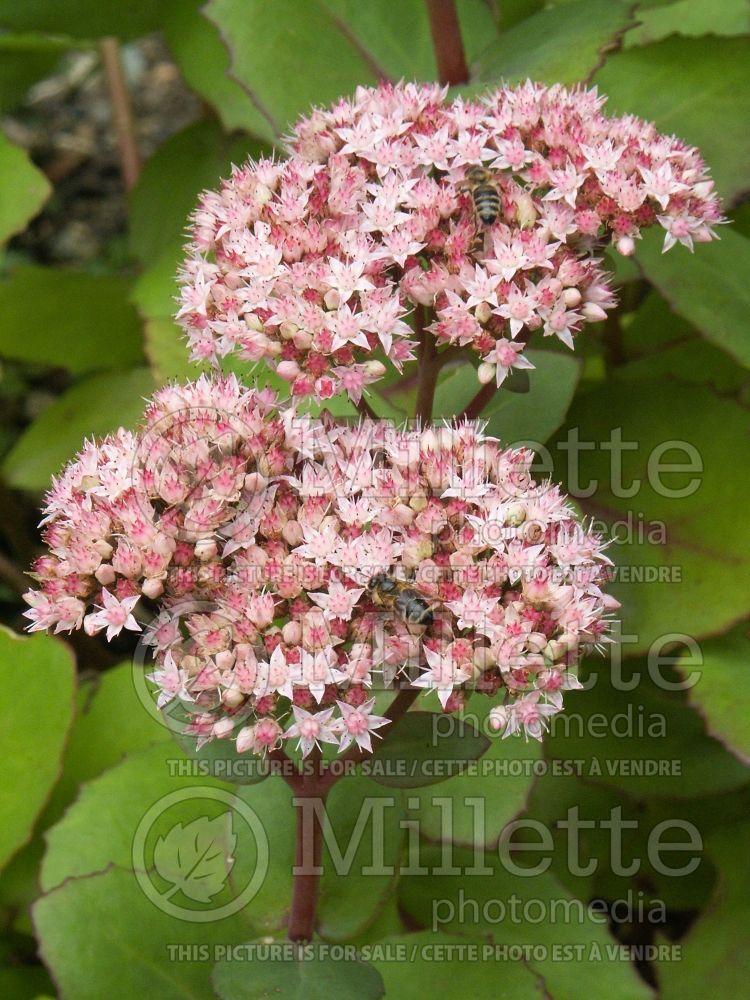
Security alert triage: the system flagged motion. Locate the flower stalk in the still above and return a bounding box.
[425,0,470,86]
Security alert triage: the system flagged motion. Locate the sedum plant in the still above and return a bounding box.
[25,77,721,946]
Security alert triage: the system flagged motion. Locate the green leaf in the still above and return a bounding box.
[206,0,497,133]
[594,36,750,201]
[681,624,750,765]
[161,0,276,141]
[551,381,750,652]
[625,0,749,45]
[154,813,236,903]
[636,226,750,369]
[398,857,653,1000]
[41,743,237,890]
[543,659,749,798]
[0,33,71,115]
[33,867,256,1000]
[144,316,206,383]
[616,293,750,394]
[43,662,169,826]
[484,349,582,447]
[0,627,75,871]
[129,120,264,343]
[656,823,750,999]
[316,775,404,940]
[0,0,161,39]
[213,947,385,1000]
[372,932,543,998]
[0,265,144,372]
[474,0,635,86]
[130,120,263,273]
[41,741,294,930]
[521,773,717,910]
[0,131,50,243]
[365,711,490,788]
[406,697,541,848]
[3,367,154,491]
[0,962,55,1000]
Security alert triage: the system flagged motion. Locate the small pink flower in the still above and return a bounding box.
[335,698,390,753]
[413,645,473,709]
[285,706,340,757]
[84,589,140,641]
[309,577,365,621]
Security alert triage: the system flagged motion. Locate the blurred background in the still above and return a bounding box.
[0,2,749,998]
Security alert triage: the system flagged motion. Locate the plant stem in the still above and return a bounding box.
[282,684,420,939]
[287,760,329,942]
[99,37,141,191]
[414,306,442,424]
[319,685,421,793]
[460,379,497,420]
[425,0,470,86]
[355,395,377,420]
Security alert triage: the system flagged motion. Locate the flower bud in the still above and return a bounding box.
[279,322,298,340]
[276,360,300,382]
[141,578,164,600]
[475,301,492,325]
[212,718,234,740]
[95,564,116,586]
[223,684,245,709]
[488,705,510,731]
[282,620,303,645]
[477,362,496,385]
[516,193,537,229]
[282,519,304,546]
[195,539,218,562]
[582,302,608,323]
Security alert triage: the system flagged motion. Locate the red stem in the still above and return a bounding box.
[281,685,422,941]
[287,763,328,942]
[414,306,443,424]
[460,379,497,420]
[355,395,377,420]
[425,0,470,86]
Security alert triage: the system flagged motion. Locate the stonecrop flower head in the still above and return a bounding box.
[178,80,722,400]
[25,375,618,751]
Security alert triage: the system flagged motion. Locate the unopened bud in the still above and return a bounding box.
[582,302,608,323]
[194,538,217,562]
[475,301,492,325]
[364,360,386,378]
[276,360,300,382]
[292,330,313,350]
[516,193,537,230]
[504,503,526,527]
[477,362,496,385]
[615,235,635,257]
[212,718,234,740]
[223,684,245,709]
[282,620,302,645]
[141,578,164,600]
[95,564,116,586]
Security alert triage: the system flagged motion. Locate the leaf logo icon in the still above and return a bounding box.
[153,813,237,903]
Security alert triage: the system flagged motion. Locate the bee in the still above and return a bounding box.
[367,572,434,629]
[463,165,501,226]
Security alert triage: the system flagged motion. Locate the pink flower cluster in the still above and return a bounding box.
[25,375,617,749]
[178,81,722,401]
